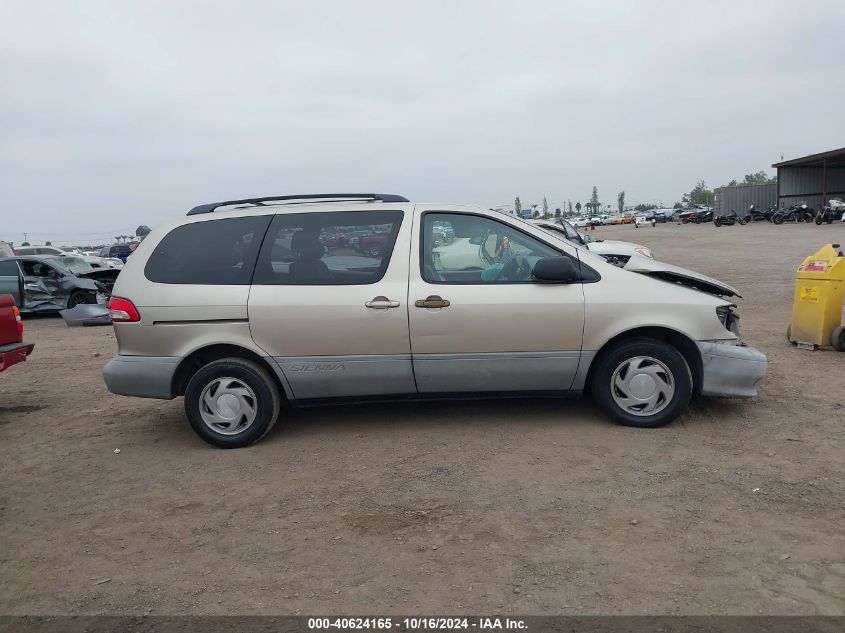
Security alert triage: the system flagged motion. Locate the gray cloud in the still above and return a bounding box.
[1,0,843,244]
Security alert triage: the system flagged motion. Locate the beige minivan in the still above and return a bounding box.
[104,193,767,448]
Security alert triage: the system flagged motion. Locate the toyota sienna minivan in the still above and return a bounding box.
[104,193,767,448]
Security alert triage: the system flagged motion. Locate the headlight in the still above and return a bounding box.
[633,247,653,258]
[716,305,741,337]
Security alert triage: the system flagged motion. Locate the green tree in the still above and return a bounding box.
[728,179,739,186]
[567,200,573,215]
[589,186,600,215]
[575,201,581,214]
[684,180,714,206]
[634,203,658,212]
[617,191,625,215]
[673,202,683,209]
[743,171,776,185]
[542,196,549,218]
[21,241,30,246]
[554,207,561,217]
[514,197,521,217]
[45,241,52,246]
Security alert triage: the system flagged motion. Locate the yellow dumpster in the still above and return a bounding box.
[789,243,845,350]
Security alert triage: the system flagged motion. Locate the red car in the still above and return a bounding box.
[0,294,34,372]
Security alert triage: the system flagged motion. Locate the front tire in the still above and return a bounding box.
[772,213,784,225]
[832,326,845,352]
[184,358,281,448]
[67,290,94,309]
[714,217,722,227]
[591,338,692,428]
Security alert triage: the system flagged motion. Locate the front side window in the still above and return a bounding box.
[252,210,403,285]
[144,215,271,285]
[422,213,561,283]
[20,260,59,278]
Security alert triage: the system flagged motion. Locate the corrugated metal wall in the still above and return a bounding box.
[778,166,845,209]
[714,183,777,217]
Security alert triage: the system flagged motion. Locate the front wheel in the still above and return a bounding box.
[815,216,824,225]
[590,338,692,428]
[738,217,747,225]
[772,213,784,225]
[67,290,95,309]
[184,358,281,448]
[714,217,722,227]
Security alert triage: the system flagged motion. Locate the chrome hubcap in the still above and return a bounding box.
[611,356,675,417]
[199,377,257,435]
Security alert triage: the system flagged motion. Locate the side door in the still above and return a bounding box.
[248,208,415,399]
[0,260,23,305]
[409,209,586,393]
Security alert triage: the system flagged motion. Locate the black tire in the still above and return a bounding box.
[744,214,752,223]
[184,358,281,448]
[772,213,784,225]
[738,217,747,225]
[832,326,845,352]
[815,216,824,225]
[713,217,722,227]
[67,290,94,309]
[590,337,693,429]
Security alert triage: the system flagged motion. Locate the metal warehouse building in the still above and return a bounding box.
[773,147,845,210]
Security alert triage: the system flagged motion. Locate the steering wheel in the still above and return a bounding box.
[498,255,530,281]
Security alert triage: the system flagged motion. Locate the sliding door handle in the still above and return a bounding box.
[415,295,450,309]
[365,296,400,309]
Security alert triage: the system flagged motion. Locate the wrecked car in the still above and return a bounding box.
[0,256,108,313]
[102,193,768,448]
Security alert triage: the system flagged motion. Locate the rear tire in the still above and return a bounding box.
[184,358,281,448]
[591,338,693,429]
[772,213,784,225]
[738,217,747,225]
[714,217,722,227]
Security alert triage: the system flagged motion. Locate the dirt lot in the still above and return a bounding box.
[1,221,844,616]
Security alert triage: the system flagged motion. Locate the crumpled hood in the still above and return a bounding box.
[623,256,740,297]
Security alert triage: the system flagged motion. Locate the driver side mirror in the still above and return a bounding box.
[580,233,594,244]
[532,256,580,283]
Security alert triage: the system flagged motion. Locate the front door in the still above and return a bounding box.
[408,209,585,393]
[0,260,23,306]
[248,208,416,399]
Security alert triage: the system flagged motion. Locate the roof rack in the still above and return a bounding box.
[187,193,410,216]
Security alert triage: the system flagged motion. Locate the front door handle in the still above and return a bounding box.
[415,295,450,309]
[365,296,400,310]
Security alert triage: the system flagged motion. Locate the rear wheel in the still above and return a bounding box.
[591,338,692,429]
[713,217,722,227]
[772,213,784,225]
[738,217,747,225]
[184,358,281,448]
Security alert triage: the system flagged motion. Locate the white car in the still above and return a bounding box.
[531,219,653,267]
[80,254,124,269]
[572,217,591,228]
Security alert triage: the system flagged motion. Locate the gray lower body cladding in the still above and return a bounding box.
[103,355,179,399]
[696,341,767,397]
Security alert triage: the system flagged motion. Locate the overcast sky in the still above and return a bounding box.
[1,1,843,245]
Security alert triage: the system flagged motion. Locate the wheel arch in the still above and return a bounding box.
[171,344,290,399]
[584,326,703,393]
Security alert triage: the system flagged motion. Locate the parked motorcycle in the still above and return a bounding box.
[816,199,845,224]
[745,204,775,222]
[714,210,747,227]
[772,203,815,225]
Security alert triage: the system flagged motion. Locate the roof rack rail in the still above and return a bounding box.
[187,193,410,216]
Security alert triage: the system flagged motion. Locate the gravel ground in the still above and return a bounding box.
[1,220,844,616]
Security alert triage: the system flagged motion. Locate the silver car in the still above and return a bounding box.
[103,193,767,448]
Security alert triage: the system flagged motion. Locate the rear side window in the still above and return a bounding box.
[252,211,403,285]
[0,260,20,275]
[145,216,271,285]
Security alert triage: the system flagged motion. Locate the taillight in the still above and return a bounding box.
[107,296,140,322]
[13,306,22,336]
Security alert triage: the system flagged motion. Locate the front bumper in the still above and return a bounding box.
[103,355,179,399]
[0,342,35,372]
[696,341,767,398]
